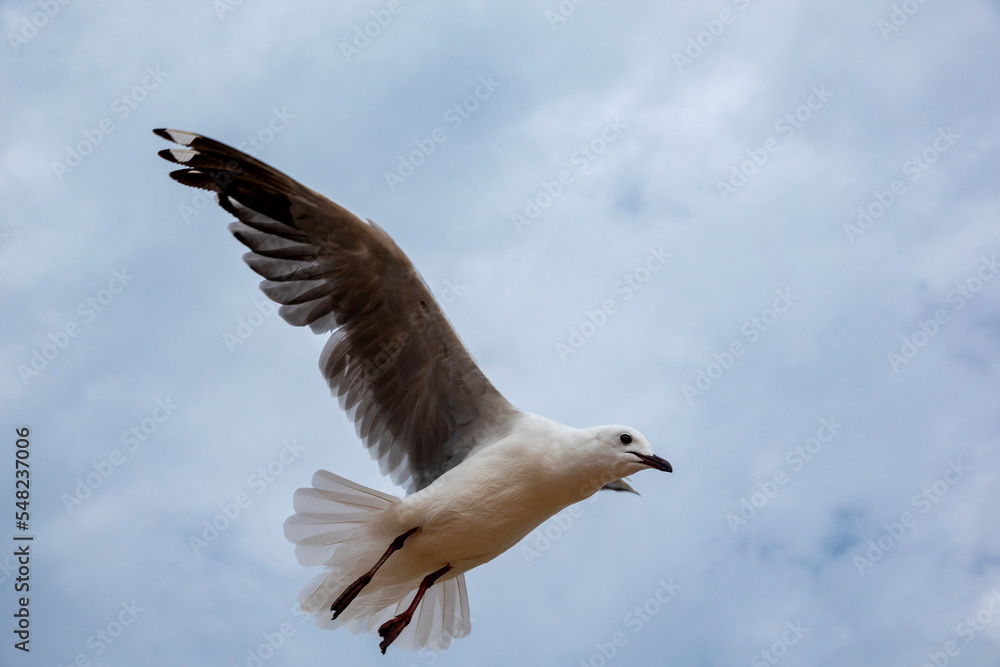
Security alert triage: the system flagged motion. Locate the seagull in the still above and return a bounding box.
[154,128,672,654]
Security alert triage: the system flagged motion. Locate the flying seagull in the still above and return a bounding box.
[154,128,672,654]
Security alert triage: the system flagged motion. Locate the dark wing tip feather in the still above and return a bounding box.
[166,168,224,193]
[153,128,198,146]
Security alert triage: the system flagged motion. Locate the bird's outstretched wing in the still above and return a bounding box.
[155,129,519,493]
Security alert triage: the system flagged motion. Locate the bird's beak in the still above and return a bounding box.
[632,452,673,473]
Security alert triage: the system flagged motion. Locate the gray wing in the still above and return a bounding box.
[154,129,519,493]
[601,478,638,494]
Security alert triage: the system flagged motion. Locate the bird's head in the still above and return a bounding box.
[574,425,672,498]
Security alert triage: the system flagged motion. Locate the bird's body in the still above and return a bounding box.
[289,412,651,649]
[391,415,573,576]
[154,129,672,653]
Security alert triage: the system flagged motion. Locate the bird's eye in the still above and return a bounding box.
[619,433,632,445]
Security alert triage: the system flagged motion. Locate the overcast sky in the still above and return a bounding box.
[3,1,1000,665]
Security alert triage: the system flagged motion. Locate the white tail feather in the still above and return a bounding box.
[284,470,471,651]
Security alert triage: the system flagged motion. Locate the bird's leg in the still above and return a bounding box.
[330,526,418,619]
[378,564,452,654]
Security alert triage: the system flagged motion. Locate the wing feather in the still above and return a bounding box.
[155,129,519,492]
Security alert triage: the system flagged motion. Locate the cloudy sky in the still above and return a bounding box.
[3,1,1000,665]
